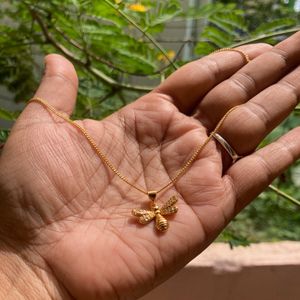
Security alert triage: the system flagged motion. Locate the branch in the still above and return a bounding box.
[103,0,178,71]
[53,25,177,77]
[29,8,154,92]
[53,25,124,71]
[269,184,300,207]
[231,27,300,48]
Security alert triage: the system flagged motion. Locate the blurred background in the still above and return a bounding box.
[1,0,300,246]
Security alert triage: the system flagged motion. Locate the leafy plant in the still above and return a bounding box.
[185,2,299,55]
[0,0,300,246]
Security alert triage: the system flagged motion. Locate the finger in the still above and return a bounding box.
[195,31,300,129]
[214,64,300,159]
[20,54,78,124]
[153,44,272,114]
[223,127,300,213]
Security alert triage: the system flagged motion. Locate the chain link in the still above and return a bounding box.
[210,48,251,63]
[211,47,251,63]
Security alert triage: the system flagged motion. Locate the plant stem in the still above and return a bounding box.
[231,27,300,48]
[269,184,300,207]
[103,0,178,71]
[53,25,176,77]
[29,8,153,92]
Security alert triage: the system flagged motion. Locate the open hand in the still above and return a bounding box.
[1,32,300,300]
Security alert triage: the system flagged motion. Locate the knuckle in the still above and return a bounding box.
[240,43,272,52]
[245,101,270,130]
[269,48,289,69]
[230,72,257,98]
[232,105,266,138]
[195,57,221,83]
[254,43,273,50]
[277,141,295,162]
[277,79,300,104]
[220,107,265,152]
[254,154,274,183]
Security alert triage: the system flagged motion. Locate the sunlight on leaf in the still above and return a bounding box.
[157,50,175,62]
[127,3,149,13]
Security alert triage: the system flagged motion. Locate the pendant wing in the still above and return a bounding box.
[132,209,155,224]
[160,196,178,216]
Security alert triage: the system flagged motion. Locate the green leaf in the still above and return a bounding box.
[194,42,216,56]
[182,3,225,18]
[147,1,181,27]
[252,18,297,36]
[209,12,248,36]
[194,3,249,56]
[113,48,156,73]
[200,26,234,48]
[0,129,10,143]
[182,3,241,19]
[80,23,122,38]
[0,108,16,121]
[220,228,251,249]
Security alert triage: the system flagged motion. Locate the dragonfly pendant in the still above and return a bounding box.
[132,196,178,232]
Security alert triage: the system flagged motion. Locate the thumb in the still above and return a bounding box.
[21,54,78,123]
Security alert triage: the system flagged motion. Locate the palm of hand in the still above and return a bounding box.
[2,34,300,299]
[1,92,229,299]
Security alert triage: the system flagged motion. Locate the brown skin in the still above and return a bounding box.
[1,32,300,299]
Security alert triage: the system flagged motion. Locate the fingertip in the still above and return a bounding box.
[28,53,79,117]
[44,54,78,89]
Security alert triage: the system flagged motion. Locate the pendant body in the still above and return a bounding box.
[155,214,169,232]
[132,195,178,232]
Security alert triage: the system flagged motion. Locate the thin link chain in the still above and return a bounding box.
[212,47,251,63]
[27,97,149,195]
[156,105,239,194]
[28,48,250,197]
[28,97,239,196]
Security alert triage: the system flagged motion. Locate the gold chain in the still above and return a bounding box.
[28,97,239,196]
[28,48,249,197]
[212,48,251,63]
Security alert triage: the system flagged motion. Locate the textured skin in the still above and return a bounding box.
[1,34,300,300]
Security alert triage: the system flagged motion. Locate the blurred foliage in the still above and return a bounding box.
[221,0,299,31]
[191,0,300,54]
[220,175,300,245]
[0,128,9,143]
[0,0,300,246]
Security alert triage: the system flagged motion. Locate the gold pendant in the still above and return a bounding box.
[132,191,178,232]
